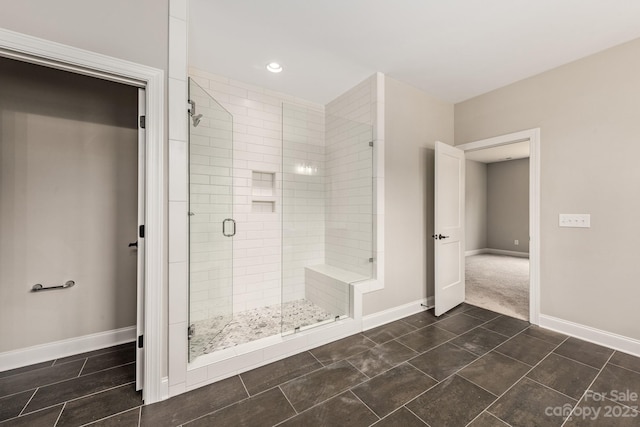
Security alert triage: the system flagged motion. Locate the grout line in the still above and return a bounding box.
[525,377,580,402]
[21,381,137,418]
[77,358,88,377]
[560,352,615,427]
[277,385,298,415]
[608,360,640,376]
[347,389,380,420]
[455,374,499,398]
[548,350,604,371]
[404,404,431,426]
[53,402,66,427]
[237,374,251,397]
[18,388,38,416]
[77,405,143,427]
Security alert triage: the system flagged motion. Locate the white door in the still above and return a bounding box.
[434,141,465,316]
[135,88,146,391]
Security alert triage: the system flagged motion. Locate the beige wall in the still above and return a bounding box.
[455,37,640,340]
[487,159,529,252]
[0,58,138,352]
[465,160,487,251]
[364,77,454,315]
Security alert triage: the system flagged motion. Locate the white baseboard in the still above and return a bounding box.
[539,315,640,357]
[362,297,433,331]
[465,248,529,258]
[0,326,136,372]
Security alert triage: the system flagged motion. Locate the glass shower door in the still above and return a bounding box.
[188,78,234,361]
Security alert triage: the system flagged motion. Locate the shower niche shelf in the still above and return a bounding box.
[251,171,276,212]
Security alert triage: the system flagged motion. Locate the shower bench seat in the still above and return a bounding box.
[304,264,368,317]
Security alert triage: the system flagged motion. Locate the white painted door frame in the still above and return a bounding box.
[0,28,166,403]
[456,128,540,325]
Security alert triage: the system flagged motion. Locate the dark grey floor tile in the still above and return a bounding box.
[527,353,599,399]
[464,306,502,322]
[279,360,367,412]
[81,347,136,375]
[140,376,247,427]
[363,320,416,344]
[408,342,478,381]
[56,383,141,427]
[347,340,417,378]
[279,391,378,427]
[590,364,640,407]
[609,351,640,374]
[0,360,84,398]
[352,363,437,418]
[401,310,442,329]
[435,314,485,335]
[495,332,557,366]
[554,337,614,369]
[0,390,34,422]
[184,387,295,427]
[468,411,510,426]
[406,375,496,426]
[373,407,427,427]
[522,325,568,345]
[395,325,456,353]
[53,342,136,366]
[25,364,135,413]
[309,334,376,365]
[482,316,529,337]
[445,303,474,315]
[0,361,54,380]
[87,407,141,426]
[0,405,62,427]
[564,397,640,426]
[450,327,509,356]
[489,377,576,426]
[240,352,321,395]
[459,351,530,396]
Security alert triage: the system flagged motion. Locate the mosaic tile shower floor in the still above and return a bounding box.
[189,299,337,357]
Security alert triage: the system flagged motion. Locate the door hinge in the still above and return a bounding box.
[139,225,145,238]
[369,141,374,147]
[137,335,143,349]
[139,116,146,129]
[188,324,195,340]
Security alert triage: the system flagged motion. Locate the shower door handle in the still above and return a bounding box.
[222,218,236,237]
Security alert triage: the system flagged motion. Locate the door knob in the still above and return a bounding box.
[128,241,138,248]
[432,234,450,240]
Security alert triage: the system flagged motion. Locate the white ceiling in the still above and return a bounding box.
[465,141,529,164]
[189,1,640,104]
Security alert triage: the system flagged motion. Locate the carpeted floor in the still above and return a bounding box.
[465,253,529,320]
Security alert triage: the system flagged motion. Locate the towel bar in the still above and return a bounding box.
[31,280,75,292]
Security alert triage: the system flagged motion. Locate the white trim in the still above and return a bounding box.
[457,128,541,325]
[539,315,640,357]
[160,377,170,400]
[362,298,432,331]
[0,28,166,404]
[465,248,529,258]
[0,327,136,372]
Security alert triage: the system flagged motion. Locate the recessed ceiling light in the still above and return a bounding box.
[266,62,283,73]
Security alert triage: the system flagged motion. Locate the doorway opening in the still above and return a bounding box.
[457,129,540,324]
[465,142,530,320]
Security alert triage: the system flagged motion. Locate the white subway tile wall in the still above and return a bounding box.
[324,77,375,278]
[188,68,325,316]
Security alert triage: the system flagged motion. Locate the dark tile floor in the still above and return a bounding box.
[2,304,639,426]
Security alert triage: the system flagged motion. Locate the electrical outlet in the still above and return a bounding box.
[559,214,591,228]
[514,240,519,245]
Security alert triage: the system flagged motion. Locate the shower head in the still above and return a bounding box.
[192,114,203,127]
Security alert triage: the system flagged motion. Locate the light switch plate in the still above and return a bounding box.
[559,214,590,228]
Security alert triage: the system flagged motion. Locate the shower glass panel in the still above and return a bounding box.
[188,78,234,361]
[281,104,373,334]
